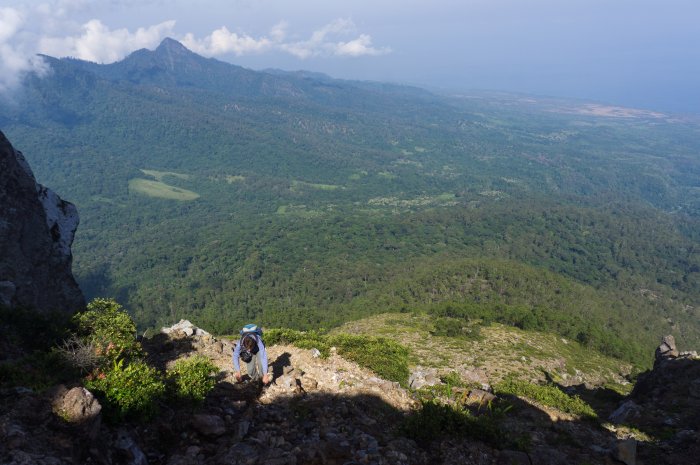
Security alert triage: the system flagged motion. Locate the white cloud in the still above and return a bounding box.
[310,18,355,43]
[39,19,176,63]
[0,7,23,43]
[269,21,288,43]
[0,7,50,93]
[181,18,389,59]
[334,34,389,57]
[0,44,49,93]
[278,19,390,59]
[181,27,272,56]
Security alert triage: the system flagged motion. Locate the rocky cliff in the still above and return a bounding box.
[0,130,84,313]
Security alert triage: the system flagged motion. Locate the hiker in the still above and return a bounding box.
[233,324,272,385]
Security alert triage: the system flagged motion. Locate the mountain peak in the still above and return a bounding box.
[155,37,191,55]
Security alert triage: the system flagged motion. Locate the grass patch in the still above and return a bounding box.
[265,329,409,386]
[495,376,597,419]
[334,312,632,389]
[330,333,409,386]
[128,178,200,201]
[291,180,341,191]
[275,204,323,218]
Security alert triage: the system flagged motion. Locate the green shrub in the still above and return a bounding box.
[85,358,165,420]
[264,328,330,355]
[168,355,218,403]
[495,377,597,419]
[415,376,463,401]
[431,317,481,340]
[264,329,410,386]
[328,334,409,386]
[402,400,501,446]
[72,298,140,362]
[441,371,467,388]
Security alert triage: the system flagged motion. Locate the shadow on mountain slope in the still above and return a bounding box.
[2,326,699,465]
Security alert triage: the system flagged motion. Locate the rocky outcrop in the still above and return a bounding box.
[609,336,700,465]
[0,131,84,313]
[1,323,426,465]
[654,334,680,362]
[3,324,699,465]
[408,366,440,390]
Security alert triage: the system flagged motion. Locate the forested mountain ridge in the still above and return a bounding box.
[2,38,699,366]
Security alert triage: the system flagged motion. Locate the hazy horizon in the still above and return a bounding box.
[2,0,699,115]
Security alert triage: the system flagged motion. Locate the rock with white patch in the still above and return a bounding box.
[0,131,84,314]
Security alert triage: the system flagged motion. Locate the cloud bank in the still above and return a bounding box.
[276,19,390,59]
[0,7,49,93]
[39,19,177,63]
[182,18,390,59]
[0,3,390,93]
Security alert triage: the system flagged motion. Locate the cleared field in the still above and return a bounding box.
[128,178,200,201]
[276,204,324,218]
[291,180,342,191]
[367,192,457,208]
[226,175,245,184]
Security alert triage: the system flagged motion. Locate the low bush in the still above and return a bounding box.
[264,328,330,355]
[402,400,501,446]
[431,317,482,340]
[168,355,218,403]
[85,359,165,420]
[495,377,597,419]
[264,328,410,385]
[329,334,409,386]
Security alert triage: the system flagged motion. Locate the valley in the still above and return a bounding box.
[1,38,699,370]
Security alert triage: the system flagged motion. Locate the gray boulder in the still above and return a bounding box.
[52,386,101,429]
[655,335,679,361]
[408,367,440,390]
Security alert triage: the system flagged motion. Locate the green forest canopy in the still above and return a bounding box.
[2,46,699,368]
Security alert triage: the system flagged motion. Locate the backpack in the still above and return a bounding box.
[240,324,263,338]
[238,324,263,363]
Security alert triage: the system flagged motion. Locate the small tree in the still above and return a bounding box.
[72,298,141,362]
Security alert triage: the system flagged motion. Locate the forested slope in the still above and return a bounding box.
[2,39,699,366]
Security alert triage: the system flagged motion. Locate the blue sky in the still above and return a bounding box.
[1,0,699,114]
